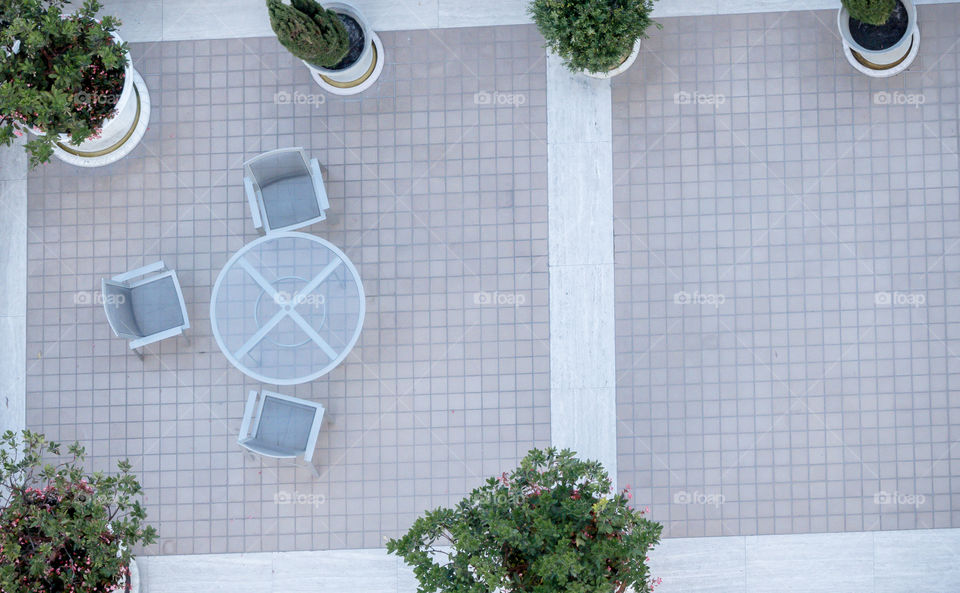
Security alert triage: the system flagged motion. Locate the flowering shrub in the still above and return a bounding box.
[529,0,660,74]
[387,448,663,593]
[0,0,127,166]
[0,430,157,593]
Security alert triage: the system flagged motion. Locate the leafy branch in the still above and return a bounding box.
[387,448,663,593]
[0,430,157,593]
[0,0,127,166]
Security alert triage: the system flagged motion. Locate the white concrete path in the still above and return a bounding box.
[94,0,958,42]
[546,54,618,477]
[0,139,27,438]
[137,528,960,593]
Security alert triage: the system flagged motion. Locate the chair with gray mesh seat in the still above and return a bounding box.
[238,390,325,477]
[243,147,330,234]
[101,261,190,359]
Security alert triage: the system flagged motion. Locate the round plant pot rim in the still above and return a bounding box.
[837,0,916,56]
[581,37,642,79]
[303,30,384,95]
[49,69,150,166]
[304,1,372,75]
[840,26,919,77]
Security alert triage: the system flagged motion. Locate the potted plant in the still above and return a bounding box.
[0,430,157,593]
[837,0,919,76]
[0,0,151,167]
[267,0,384,95]
[387,448,663,593]
[529,0,660,79]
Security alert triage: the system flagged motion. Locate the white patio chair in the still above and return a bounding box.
[101,261,190,360]
[238,390,325,477]
[243,147,330,234]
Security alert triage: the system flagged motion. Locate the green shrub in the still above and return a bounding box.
[0,0,128,166]
[529,0,660,74]
[842,0,896,26]
[387,448,663,593]
[267,0,349,68]
[0,430,157,593]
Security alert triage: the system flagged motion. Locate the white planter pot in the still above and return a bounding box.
[303,1,384,95]
[30,31,151,166]
[838,0,919,77]
[582,38,642,79]
[121,558,141,593]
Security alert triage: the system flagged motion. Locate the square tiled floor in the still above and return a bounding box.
[614,6,960,537]
[25,25,549,554]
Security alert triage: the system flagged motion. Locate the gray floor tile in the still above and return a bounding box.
[25,25,549,554]
[614,6,960,537]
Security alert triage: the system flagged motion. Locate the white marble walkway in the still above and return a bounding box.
[0,140,26,438]
[96,0,957,42]
[546,53,618,478]
[137,528,960,593]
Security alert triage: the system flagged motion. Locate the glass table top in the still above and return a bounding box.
[210,232,365,385]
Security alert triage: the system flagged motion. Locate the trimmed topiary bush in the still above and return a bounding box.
[529,0,660,74]
[0,0,128,166]
[842,0,896,26]
[0,430,157,593]
[267,0,349,68]
[387,448,663,593]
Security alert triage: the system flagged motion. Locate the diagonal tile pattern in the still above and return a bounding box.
[614,6,960,537]
[25,25,550,554]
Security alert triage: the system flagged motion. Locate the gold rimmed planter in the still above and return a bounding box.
[35,32,152,167]
[303,2,384,96]
[581,38,642,80]
[838,0,919,78]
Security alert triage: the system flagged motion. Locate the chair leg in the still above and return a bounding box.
[133,348,144,361]
[303,458,322,479]
[182,333,191,347]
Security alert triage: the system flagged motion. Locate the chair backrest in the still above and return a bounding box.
[245,149,310,189]
[101,280,142,338]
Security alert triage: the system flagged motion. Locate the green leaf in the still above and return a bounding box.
[387,448,661,593]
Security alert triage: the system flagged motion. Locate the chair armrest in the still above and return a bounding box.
[238,439,298,459]
[101,278,139,338]
[302,404,325,464]
[243,176,263,230]
[238,390,260,442]
[309,158,330,213]
[113,261,165,284]
[129,326,183,349]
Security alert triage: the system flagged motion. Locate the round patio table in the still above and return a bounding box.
[210,232,364,385]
